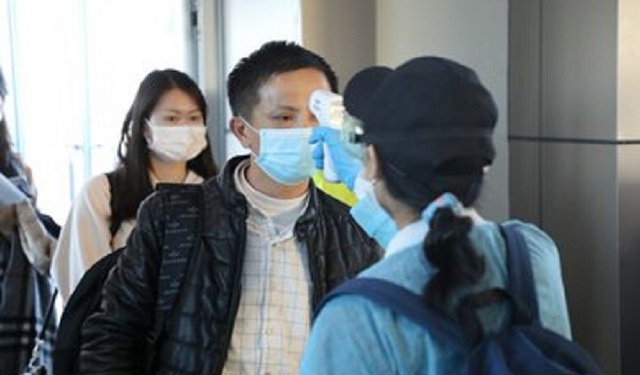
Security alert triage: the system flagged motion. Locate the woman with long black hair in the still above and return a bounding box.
[52,69,218,304]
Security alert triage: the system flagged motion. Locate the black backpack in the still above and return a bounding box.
[52,182,203,375]
[317,223,607,375]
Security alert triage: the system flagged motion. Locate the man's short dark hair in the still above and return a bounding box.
[227,40,338,118]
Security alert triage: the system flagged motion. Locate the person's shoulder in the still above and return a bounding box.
[360,243,430,294]
[148,180,219,212]
[312,172,358,206]
[79,173,111,203]
[473,219,561,267]
[315,189,366,230]
[202,173,222,191]
[471,219,555,246]
[314,186,352,214]
[501,219,558,250]
[84,173,110,188]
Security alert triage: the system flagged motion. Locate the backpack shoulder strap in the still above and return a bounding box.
[105,171,119,238]
[443,223,542,344]
[154,183,203,316]
[317,277,466,346]
[499,223,540,320]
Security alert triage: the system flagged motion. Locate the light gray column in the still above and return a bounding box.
[303,0,509,221]
[510,1,640,374]
[301,0,376,92]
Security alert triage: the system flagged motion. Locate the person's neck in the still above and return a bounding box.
[381,194,419,231]
[392,208,419,231]
[244,161,309,199]
[150,157,188,183]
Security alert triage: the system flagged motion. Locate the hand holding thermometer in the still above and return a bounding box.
[309,89,345,182]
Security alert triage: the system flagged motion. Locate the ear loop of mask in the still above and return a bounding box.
[239,116,258,134]
[238,116,261,158]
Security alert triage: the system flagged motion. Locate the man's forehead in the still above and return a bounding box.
[155,107,202,113]
[256,70,329,105]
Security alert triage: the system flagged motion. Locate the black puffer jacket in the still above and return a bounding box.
[80,156,382,375]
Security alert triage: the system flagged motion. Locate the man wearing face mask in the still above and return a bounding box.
[80,41,382,375]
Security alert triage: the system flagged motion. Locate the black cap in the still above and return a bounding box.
[343,56,497,169]
[344,66,393,120]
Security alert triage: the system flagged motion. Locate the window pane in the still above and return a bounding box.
[2,0,193,222]
[84,0,192,176]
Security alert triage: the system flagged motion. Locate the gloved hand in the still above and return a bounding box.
[309,126,363,190]
[350,175,397,248]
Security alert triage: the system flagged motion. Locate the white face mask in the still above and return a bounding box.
[145,119,207,162]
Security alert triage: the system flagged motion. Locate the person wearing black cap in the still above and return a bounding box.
[300,57,572,374]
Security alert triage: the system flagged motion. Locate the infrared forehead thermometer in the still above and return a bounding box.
[309,89,344,129]
[309,89,345,182]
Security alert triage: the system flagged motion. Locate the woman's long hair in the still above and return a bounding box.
[0,66,18,176]
[109,69,218,231]
[0,120,14,175]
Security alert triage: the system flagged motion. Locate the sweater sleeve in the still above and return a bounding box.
[52,174,115,303]
[79,191,164,374]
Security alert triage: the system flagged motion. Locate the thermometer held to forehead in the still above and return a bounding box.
[309,89,345,183]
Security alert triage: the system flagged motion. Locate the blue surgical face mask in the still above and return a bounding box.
[241,117,316,185]
[350,175,397,248]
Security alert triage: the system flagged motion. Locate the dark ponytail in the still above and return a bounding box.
[423,206,485,314]
[376,145,489,315]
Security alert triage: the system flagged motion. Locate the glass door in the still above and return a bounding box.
[0,0,196,222]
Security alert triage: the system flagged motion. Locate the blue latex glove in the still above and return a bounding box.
[350,175,397,248]
[350,196,397,248]
[309,126,363,190]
